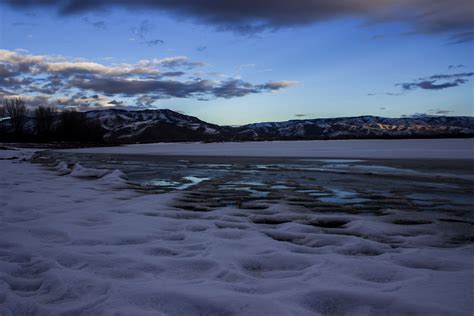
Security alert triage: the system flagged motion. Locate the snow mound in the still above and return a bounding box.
[68,163,130,189]
[69,163,111,178]
[53,161,71,175]
[96,169,130,189]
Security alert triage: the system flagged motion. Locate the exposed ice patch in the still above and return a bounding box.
[177,176,210,190]
[271,184,291,189]
[318,189,370,204]
[148,179,181,187]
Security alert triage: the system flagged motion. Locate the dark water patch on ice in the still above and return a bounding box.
[305,219,350,229]
[392,219,432,226]
[438,218,474,225]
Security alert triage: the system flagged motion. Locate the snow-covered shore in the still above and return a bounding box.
[1,148,473,315]
[61,138,474,159]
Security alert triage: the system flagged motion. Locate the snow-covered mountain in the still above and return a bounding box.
[85,109,473,142]
[84,109,221,143]
[233,115,474,140]
[7,108,473,143]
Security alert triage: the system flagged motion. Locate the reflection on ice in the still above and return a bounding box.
[148,179,180,187]
[270,184,291,189]
[319,188,370,204]
[178,176,210,190]
[312,159,364,163]
[147,176,210,190]
[330,188,358,199]
[319,196,370,204]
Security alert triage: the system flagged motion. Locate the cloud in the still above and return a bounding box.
[108,99,124,106]
[429,109,454,115]
[259,80,297,90]
[136,95,157,107]
[397,79,466,91]
[448,64,465,69]
[294,113,309,117]
[0,49,294,109]
[141,39,164,46]
[401,113,433,118]
[4,0,474,36]
[138,56,205,69]
[211,79,295,99]
[11,21,37,27]
[370,34,385,40]
[367,92,403,96]
[447,31,474,44]
[429,72,474,80]
[83,17,106,30]
[396,72,474,91]
[402,109,456,118]
[368,71,473,96]
[132,19,154,40]
[161,71,185,77]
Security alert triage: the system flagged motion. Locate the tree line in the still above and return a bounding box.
[0,98,105,143]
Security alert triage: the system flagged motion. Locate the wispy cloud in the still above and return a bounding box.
[83,17,107,30]
[447,31,474,44]
[131,19,154,40]
[448,64,465,69]
[141,39,164,47]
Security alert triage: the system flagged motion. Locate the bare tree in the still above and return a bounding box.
[0,104,6,134]
[4,98,28,136]
[34,106,57,138]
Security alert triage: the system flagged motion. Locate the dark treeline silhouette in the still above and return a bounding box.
[0,98,105,144]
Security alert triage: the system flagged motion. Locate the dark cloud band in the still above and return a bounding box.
[5,0,474,37]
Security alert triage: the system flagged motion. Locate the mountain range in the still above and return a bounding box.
[83,109,474,143]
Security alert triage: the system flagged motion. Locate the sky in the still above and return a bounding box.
[0,0,473,125]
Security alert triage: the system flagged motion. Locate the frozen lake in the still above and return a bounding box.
[1,143,473,315]
[61,138,474,159]
[42,151,474,206]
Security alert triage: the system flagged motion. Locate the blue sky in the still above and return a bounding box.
[0,1,472,125]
